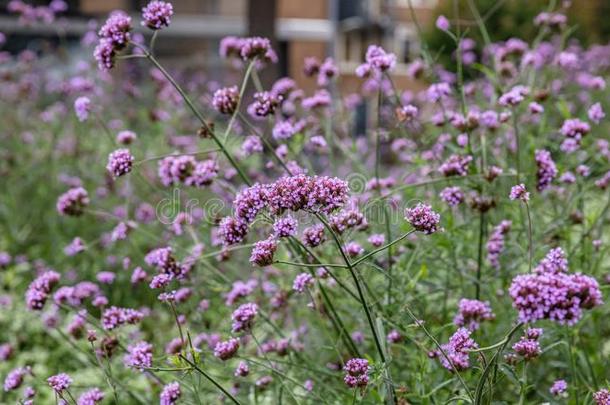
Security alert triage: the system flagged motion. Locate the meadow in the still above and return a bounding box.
[1,1,610,404]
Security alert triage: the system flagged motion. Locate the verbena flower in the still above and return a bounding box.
[509,183,529,202]
[47,373,72,393]
[343,358,369,388]
[453,299,495,330]
[106,148,134,178]
[141,1,173,30]
[160,381,181,405]
[405,203,441,234]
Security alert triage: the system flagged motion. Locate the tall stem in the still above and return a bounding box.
[475,212,485,300]
[315,214,396,404]
[524,202,533,273]
[179,355,241,405]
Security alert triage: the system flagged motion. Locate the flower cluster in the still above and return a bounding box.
[25,270,60,310]
[106,148,134,178]
[453,299,495,330]
[214,338,240,360]
[94,11,132,70]
[160,382,181,405]
[486,220,511,269]
[343,358,369,388]
[212,86,239,114]
[437,328,478,371]
[57,187,89,216]
[509,248,603,324]
[124,341,153,370]
[101,306,144,330]
[405,203,441,234]
[141,0,173,30]
[231,302,258,332]
[439,154,473,177]
[534,149,557,191]
[158,156,218,187]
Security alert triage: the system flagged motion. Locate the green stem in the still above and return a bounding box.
[179,355,241,405]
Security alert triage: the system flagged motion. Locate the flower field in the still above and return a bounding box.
[1,1,610,404]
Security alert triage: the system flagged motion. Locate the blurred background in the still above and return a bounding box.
[3,0,610,94]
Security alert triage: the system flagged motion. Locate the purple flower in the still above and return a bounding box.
[317,57,339,86]
[509,184,529,202]
[487,220,511,269]
[396,104,418,122]
[293,273,314,293]
[512,337,540,360]
[250,91,281,117]
[25,270,60,310]
[509,248,603,325]
[330,209,366,234]
[141,1,173,30]
[387,329,402,344]
[498,85,529,107]
[106,149,134,178]
[367,234,385,247]
[234,361,249,377]
[74,96,91,122]
[535,247,568,274]
[345,241,364,257]
[78,387,105,405]
[160,382,181,405]
[439,154,473,177]
[98,11,131,49]
[57,187,89,216]
[439,186,465,206]
[343,358,369,388]
[272,215,298,238]
[124,341,153,370]
[231,302,258,332]
[47,373,72,393]
[594,389,610,404]
[438,328,478,371]
[240,37,276,63]
[219,217,249,246]
[435,15,450,31]
[117,130,136,145]
[249,237,278,267]
[364,45,396,72]
[405,203,441,234]
[550,379,567,396]
[212,86,239,114]
[302,89,331,109]
[4,367,28,392]
[302,224,326,247]
[241,135,263,156]
[535,149,557,191]
[101,306,144,330]
[453,299,495,330]
[596,171,610,190]
[589,102,605,124]
[214,338,240,360]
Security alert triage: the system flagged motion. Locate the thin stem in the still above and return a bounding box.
[315,213,396,404]
[179,355,241,405]
[512,108,521,182]
[274,260,346,268]
[475,212,485,300]
[222,62,256,143]
[135,148,220,165]
[401,305,475,403]
[351,230,415,268]
[524,201,533,273]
